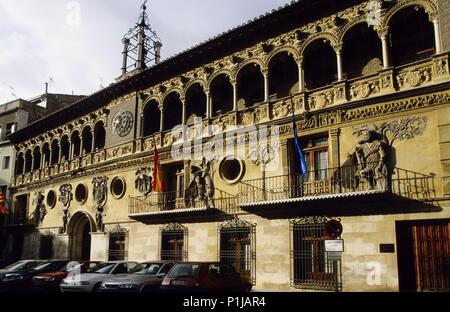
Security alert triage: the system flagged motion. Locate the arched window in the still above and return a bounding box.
[16,152,24,175]
[142,100,161,137]
[185,83,207,124]
[268,52,299,99]
[60,135,70,162]
[343,23,382,79]
[51,139,59,166]
[32,147,41,170]
[71,131,81,159]
[210,74,233,117]
[42,143,50,168]
[82,126,93,154]
[303,40,337,90]
[163,92,183,131]
[389,6,435,66]
[236,63,264,109]
[94,121,106,151]
[24,150,32,172]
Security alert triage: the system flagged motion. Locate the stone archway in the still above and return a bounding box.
[67,211,96,261]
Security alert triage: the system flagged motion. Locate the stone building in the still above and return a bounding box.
[3,0,450,291]
[0,92,84,264]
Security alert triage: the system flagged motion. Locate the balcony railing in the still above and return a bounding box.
[129,189,238,216]
[238,163,434,206]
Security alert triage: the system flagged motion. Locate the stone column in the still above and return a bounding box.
[297,58,305,92]
[380,32,390,69]
[335,47,344,81]
[432,18,442,54]
[79,138,84,157]
[263,70,269,102]
[205,89,211,119]
[91,130,95,153]
[58,143,62,164]
[49,147,53,167]
[181,97,186,125]
[41,150,45,169]
[69,139,73,161]
[31,154,35,172]
[22,155,26,174]
[329,128,341,168]
[232,80,238,111]
[159,105,164,132]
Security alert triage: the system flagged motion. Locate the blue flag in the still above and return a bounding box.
[292,112,308,175]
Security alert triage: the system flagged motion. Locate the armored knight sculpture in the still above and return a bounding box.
[186,158,215,208]
[59,184,73,233]
[92,177,108,231]
[353,126,389,191]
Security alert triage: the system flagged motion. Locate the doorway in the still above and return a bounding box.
[396,219,450,292]
[68,211,95,261]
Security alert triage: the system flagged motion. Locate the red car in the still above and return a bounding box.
[160,262,252,292]
[32,261,99,292]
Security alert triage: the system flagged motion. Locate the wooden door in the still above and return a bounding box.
[412,221,450,291]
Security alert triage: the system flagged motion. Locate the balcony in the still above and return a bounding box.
[129,189,239,220]
[238,163,435,215]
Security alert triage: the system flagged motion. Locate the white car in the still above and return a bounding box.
[60,261,138,292]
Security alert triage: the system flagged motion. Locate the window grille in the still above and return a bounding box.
[218,217,256,284]
[160,223,188,261]
[107,225,129,261]
[290,217,342,291]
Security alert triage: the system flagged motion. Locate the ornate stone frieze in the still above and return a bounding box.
[397,67,432,89]
[350,80,380,99]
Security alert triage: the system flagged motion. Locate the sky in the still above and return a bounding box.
[0,0,292,103]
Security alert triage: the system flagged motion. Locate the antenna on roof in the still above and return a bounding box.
[121,1,162,75]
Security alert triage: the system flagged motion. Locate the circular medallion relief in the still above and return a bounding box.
[111,110,133,137]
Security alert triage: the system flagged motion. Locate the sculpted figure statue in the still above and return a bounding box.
[185,158,215,208]
[353,126,389,191]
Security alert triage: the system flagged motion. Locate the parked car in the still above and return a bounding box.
[60,261,138,292]
[160,262,253,292]
[99,261,175,292]
[32,261,99,292]
[0,260,69,291]
[0,260,44,281]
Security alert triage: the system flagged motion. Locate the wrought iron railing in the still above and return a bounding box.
[238,163,434,204]
[129,189,238,216]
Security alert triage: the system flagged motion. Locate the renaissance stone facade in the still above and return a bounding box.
[2,0,450,292]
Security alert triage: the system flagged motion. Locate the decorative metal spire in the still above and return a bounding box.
[121,1,162,74]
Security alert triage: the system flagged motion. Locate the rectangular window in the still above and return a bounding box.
[291,219,342,291]
[219,224,256,284]
[303,137,329,181]
[108,232,128,261]
[3,156,10,170]
[5,123,16,136]
[160,224,188,261]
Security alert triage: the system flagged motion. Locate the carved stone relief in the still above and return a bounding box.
[111,110,133,137]
[92,176,108,231]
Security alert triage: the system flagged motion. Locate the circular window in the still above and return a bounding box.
[75,184,88,204]
[46,190,56,208]
[111,177,126,199]
[219,157,245,184]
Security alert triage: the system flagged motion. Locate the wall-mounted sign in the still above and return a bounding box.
[325,239,344,252]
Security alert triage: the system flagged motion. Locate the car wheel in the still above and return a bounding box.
[92,283,101,292]
[140,285,155,293]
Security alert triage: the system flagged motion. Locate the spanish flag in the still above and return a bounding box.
[0,190,8,214]
[152,145,164,193]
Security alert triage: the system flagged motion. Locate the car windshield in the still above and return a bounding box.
[130,263,161,275]
[64,263,83,273]
[33,262,54,271]
[4,261,41,271]
[167,264,200,278]
[89,263,116,274]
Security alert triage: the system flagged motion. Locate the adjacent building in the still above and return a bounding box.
[0,92,84,264]
[3,0,450,291]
